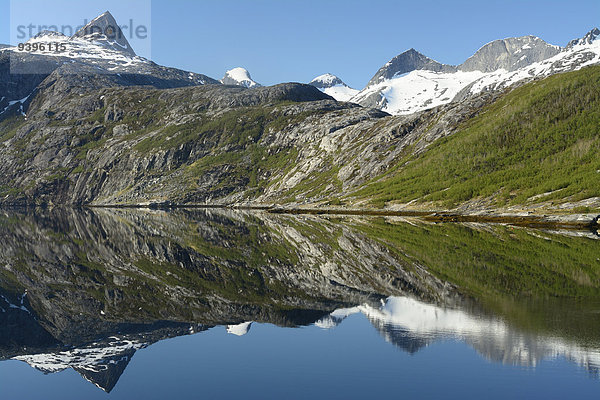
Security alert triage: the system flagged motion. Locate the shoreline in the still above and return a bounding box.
[80,203,600,231]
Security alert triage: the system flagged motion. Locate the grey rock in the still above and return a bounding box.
[459,36,560,72]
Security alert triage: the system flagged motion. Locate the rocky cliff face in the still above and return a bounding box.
[459,36,561,72]
[1,12,599,210]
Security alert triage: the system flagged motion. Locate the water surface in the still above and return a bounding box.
[0,208,598,398]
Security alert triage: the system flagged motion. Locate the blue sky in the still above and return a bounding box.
[1,0,599,88]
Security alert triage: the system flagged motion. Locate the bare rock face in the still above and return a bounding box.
[0,52,497,208]
[459,36,561,72]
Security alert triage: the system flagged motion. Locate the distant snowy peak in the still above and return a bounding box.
[459,35,560,72]
[221,67,261,88]
[309,73,345,89]
[309,73,358,102]
[566,27,600,49]
[366,48,456,87]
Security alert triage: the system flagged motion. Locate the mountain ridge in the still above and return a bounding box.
[350,27,600,115]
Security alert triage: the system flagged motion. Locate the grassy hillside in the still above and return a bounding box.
[356,65,600,210]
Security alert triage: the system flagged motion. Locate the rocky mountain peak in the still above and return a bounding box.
[220,67,260,88]
[72,11,136,56]
[566,27,600,49]
[459,35,560,72]
[366,48,456,87]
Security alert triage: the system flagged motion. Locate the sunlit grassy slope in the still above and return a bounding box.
[356,65,600,209]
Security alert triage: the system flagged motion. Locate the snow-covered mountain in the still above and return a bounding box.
[351,28,600,115]
[0,11,219,118]
[72,11,137,56]
[220,67,261,88]
[308,73,358,102]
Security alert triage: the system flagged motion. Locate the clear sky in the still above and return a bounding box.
[1,0,599,88]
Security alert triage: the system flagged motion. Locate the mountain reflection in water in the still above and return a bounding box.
[0,208,598,393]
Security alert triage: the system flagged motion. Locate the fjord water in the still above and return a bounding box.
[0,209,598,399]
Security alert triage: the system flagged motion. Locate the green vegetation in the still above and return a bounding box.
[0,115,26,143]
[357,65,600,209]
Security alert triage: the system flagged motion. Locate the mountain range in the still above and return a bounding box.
[0,11,599,215]
[1,11,598,119]
[201,29,600,116]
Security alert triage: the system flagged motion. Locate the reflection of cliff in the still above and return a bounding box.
[317,297,600,376]
[0,208,450,391]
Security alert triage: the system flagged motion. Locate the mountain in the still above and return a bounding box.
[1,13,599,214]
[351,29,600,115]
[357,63,600,211]
[72,11,136,56]
[221,67,261,88]
[566,27,600,48]
[0,11,220,120]
[366,49,456,86]
[459,36,560,72]
[308,73,358,102]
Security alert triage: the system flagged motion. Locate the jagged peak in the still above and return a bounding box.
[367,48,456,87]
[72,11,136,56]
[566,27,600,49]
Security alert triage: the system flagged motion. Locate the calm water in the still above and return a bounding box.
[0,208,598,399]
